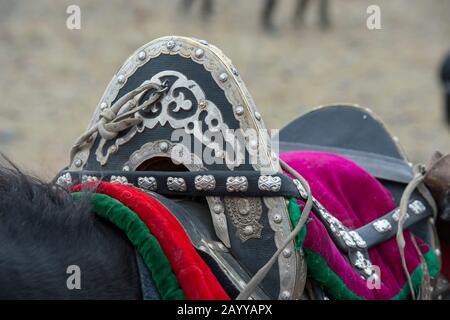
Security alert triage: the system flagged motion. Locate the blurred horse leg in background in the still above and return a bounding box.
[261,0,277,32]
[293,0,331,30]
[182,0,214,20]
[440,52,450,125]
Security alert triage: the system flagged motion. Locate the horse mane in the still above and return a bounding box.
[0,155,141,299]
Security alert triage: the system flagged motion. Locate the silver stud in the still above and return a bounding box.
[243,225,254,236]
[282,248,292,258]
[74,159,82,167]
[254,111,261,120]
[194,48,204,58]
[219,72,228,82]
[199,245,207,252]
[110,176,128,184]
[122,165,130,172]
[273,214,282,224]
[232,67,239,76]
[110,145,118,154]
[167,177,187,192]
[100,102,108,110]
[166,40,175,49]
[435,249,441,256]
[235,105,244,116]
[213,204,223,214]
[373,219,392,233]
[138,51,146,61]
[138,176,157,191]
[117,74,125,84]
[199,39,209,45]
[258,175,282,192]
[194,175,216,191]
[226,176,248,192]
[280,291,291,300]
[159,141,169,152]
[198,99,208,109]
[56,173,73,189]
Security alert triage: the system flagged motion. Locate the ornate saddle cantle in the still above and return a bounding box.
[59,36,306,300]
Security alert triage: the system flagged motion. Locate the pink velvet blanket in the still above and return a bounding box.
[280,151,439,299]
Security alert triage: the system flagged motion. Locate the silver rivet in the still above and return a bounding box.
[282,248,292,258]
[215,149,224,158]
[74,159,82,167]
[199,39,209,45]
[232,67,239,76]
[213,204,223,214]
[235,105,244,116]
[159,142,169,152]
[195,48,204,58]
[110,145,118,153]
[435,249,441,256]
[138,51,146,61]
[273,214,282,224]
[117,74,125,84]
[243,226,254,235]
[122,165,130,172]
[254,112,261,120]
[198,100,208,109]
[363,114,368,120]
[166,40,175,49]
[100,102,108,110]
[219,72,228,82]
[280,291,291,300]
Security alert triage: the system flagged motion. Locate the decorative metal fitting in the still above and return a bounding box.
[56,173,73,189]
[81,175,98,184]
[409,200,426,215]
[110,176,128,185]
[138,176,157,191]
[226,176,248,192]
[258,175,282,192]
[194,175,216,191]
[373,219,392,233]
[167,177,187,192]
[348,231,367,248]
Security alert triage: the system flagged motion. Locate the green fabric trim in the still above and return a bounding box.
[72,192,186,300]
[288,200,441,300]
[288,198,307,250]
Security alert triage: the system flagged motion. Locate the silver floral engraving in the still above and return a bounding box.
[392,208,409,222]
[167,177,187,192]
[225,197,263,242]
[373,219,392,233]
[194,175,216,191]
[138,176,157,191]
[56,173,73,189]
[226,176,248,192]
[258,175,282,192]
[354,251,375,276]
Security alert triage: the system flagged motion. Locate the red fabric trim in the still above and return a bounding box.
[440,241,450,281]
[71,182,229,300]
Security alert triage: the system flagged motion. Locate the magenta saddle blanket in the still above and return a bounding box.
[280,151,439,300]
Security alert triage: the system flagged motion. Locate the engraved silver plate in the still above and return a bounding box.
[225,197,263,242]
[194,175,216,191]
[167,177,187,192]
[226,176,248,192]
[258,175,282,192]
[373,219,392,233]
[110,176,128,184]
[138,176,157,191]
[56,173,72,189]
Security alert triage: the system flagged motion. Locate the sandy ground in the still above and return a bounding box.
[0,0,449,179]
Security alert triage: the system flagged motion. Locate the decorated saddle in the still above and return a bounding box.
[56,36,443,300]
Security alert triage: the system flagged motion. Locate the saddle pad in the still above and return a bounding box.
[281,151,440,299]
[71,182,230,300]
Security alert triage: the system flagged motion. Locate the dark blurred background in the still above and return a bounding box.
[0,0,449,177]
